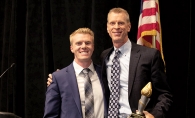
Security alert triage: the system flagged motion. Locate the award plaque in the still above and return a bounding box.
[128,82,152,118]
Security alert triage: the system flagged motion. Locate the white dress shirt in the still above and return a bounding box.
[106,39,132,115]
[73,61,104,118]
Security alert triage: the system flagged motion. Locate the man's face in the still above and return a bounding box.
[70,33,94,64]
[107,12,131,44]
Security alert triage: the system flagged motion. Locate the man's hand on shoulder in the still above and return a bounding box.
[47,69,60,87]
[47,74,53,87]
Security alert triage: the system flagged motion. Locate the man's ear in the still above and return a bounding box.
[107,23,109,33]
[128,23,131,32]
[70,45,73,53]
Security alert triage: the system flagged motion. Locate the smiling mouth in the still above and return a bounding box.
[113,32,121,36]
[80,51,88,54]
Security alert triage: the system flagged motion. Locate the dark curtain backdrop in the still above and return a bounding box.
[0,0,193,118]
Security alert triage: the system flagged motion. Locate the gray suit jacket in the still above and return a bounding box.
[100,41,173,118]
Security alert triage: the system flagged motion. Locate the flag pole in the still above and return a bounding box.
[152,36,156,48]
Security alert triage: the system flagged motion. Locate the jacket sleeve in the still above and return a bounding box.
[150,50,173,118]
[43,74,61,118]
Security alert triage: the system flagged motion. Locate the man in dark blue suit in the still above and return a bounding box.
[43,28,107,118]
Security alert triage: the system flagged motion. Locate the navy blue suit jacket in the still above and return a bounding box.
[43,63,107,118]
[100,42,173,118]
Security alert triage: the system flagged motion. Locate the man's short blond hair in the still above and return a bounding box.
[70,28,94,45]
[107,7,130,23]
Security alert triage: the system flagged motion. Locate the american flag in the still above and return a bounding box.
[137,0,165,64]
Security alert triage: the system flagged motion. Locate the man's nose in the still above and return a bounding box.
[81,43,86,48]
[114,23,120,28]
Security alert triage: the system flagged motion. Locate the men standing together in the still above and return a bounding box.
[44,7,173,118]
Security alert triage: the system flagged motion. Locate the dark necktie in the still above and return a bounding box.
[108,49,121,118]
[83,68,94,118]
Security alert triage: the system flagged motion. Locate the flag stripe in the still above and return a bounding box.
[137,23,160,37]
[138,15,157,26]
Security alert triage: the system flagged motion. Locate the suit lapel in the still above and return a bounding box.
[66,63,82,116]
[128,43,141,96]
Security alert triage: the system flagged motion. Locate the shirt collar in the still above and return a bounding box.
[73,61,95,76]
[114,39,131,55]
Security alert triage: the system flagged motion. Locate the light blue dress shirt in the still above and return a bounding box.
[106,39,132,115]
[73,61,104,118]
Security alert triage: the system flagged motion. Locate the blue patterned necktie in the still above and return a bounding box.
[108,49,121,118]
[83,68,95,118]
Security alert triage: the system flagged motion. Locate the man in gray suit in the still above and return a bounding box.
[100,7,172,118]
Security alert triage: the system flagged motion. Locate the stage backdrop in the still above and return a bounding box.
[0,0,193,118]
